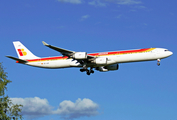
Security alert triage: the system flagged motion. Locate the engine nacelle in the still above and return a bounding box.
[94,57,108,65]
[104,64,119,70]
[73,52,87,59]
[96,64,119,72]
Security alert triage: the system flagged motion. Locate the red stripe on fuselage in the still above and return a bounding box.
[89,48,150,56]
[27,48,151,62]
[27,56,68,62]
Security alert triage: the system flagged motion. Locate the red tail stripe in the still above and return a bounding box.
[17,49,23,56]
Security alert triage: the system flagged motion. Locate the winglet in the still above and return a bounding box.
[42,41,49,46]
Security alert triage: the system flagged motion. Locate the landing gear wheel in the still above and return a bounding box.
[157,59,161,66]
[90,70,94,73]
[86,71,90,75]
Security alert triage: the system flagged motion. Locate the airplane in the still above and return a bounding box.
[6,41,173,75]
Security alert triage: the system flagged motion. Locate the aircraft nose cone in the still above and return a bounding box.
[170,51,173,55]
[169,51,173,56]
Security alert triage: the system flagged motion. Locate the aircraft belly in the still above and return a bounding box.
[27,59,71,68]
[154,52,171,59]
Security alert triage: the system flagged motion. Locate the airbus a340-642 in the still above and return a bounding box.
[6,41,173,75]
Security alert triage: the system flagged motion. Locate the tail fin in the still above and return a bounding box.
[13,41,40,60]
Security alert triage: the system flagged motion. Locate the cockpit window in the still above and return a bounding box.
[164,49,169,51]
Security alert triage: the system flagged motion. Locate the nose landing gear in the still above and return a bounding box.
[157,59,160,66]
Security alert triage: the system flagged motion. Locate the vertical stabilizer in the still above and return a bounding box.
[13,41,40,60]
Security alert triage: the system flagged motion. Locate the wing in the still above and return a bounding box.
[42,41,95,59]
[42,41,74,56]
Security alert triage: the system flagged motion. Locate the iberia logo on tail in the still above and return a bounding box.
[18,49,27,56]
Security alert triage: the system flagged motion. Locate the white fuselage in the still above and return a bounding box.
[25,48,173,69]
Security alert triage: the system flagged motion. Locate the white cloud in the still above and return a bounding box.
[11,97,99,119]
[88,0,107,7]
[54,98,99,119]
[80,15,90,21]
[57,0,142,6]
[117,0,141,5]
[58,0,82,4]
[11,97,53,119]
[104,0,142,5]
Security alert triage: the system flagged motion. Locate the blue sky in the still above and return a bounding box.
[0,0,177,120]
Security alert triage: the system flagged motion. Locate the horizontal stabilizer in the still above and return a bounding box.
[6,56,27,63]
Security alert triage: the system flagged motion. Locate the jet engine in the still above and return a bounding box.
[73,52,87,59]
[93,57,108,65]
[96,64,119,72]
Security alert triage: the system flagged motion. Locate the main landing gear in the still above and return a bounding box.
[157,59,160,66]
[80,67,94,75]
